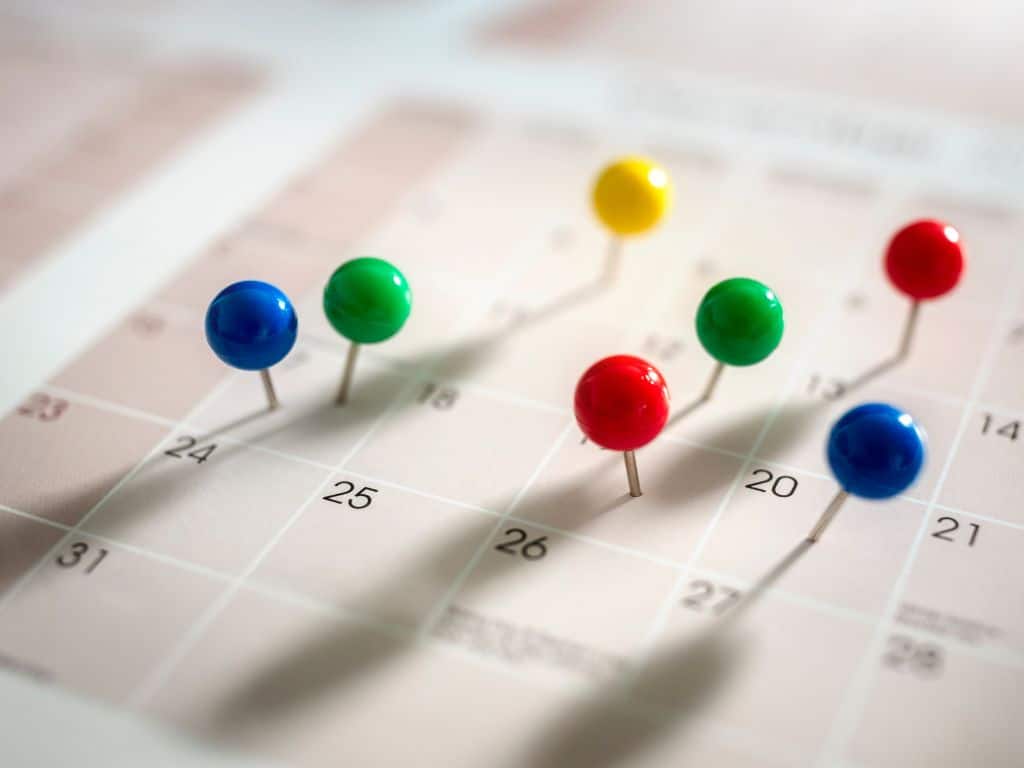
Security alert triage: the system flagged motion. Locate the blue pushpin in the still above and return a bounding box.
[205,280,298,410]
[809,403,926,542]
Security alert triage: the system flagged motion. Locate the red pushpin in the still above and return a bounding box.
[574,355,670,498]
[884,219,965,358]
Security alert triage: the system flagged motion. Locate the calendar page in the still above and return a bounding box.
[0,16,263,292]
[1,2,1022,767]
[484,0,1024,125]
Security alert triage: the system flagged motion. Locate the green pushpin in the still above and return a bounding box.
[694,277,784,402]
[323,257,412,405]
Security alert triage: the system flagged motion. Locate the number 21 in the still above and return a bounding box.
[931,515,980,547]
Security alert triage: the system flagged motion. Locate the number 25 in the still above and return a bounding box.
[322,481,378,509]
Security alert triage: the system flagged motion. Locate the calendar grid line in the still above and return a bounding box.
[6,115,1020,768]
[127,458,345,707]
[416,422,575,638]
[157,260,984,425]
[634,178,894,663]
[8,475,1022,680]
[129,361,476,706]
[4,487,1020,715]
[0,503,235,586]
[5,250,1022,762]
[53,376,1016,530]
[128,355,461,706]
[126,183,569,706]
[624,164,786,658]
[2,21,1022,767]
[0,373,239,617]
[151,282,982,420]
[37,360,1024,568]
[687,563,1024,671]
[816,239,1024,767]
[239,575,803,768]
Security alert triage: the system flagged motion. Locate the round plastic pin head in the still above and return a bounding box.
[592,156,673,237]
[827,403,925,499]
[575,355,670,451]
[696,277,784,367]
[324,257,412,406]
[205,280,297,371]
[574,355,670,498]
[885,219,964,301]
[323,257,412,344]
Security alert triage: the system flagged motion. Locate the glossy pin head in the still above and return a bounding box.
[827,403,925,499]
[574,355,670,451]
[205,280,297,370]
[592,157,673,237]
[696,277,784,367]
[323,257,412,344]
[885,219,964,300]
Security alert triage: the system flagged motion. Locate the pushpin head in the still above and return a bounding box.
[205,280,297,370]
[885,219,964,300]
[574,355,670,451]
[592,156,672,237]
[827,403,925,499]
[323,257,412,344]
[696,277,784,366]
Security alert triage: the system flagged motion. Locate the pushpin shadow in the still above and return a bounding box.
[829,300,920,397]
[743,539,813,602]
[201,474,636,743]
[521,539,812,768]
[409,274,609,388]
[496,275,607,331]
[838,355,903,395]
[663,394,710,431]
[663,362,724,431]
[193,407,277,443]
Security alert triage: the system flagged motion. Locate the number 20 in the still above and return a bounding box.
[744,469,798,498]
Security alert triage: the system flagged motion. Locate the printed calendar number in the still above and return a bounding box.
[744,468,798,498]
[642,334,685,362]
[494,528,548,561]
[128,312,165,336]
[807,374,847,401]
[931,515,981,547]
[321,481,378,509]
[883,634,943,678]
[164,436,217,464]
[281,347,311,371]
[418,382,459,410]
[17,393,69,422]
[980,413,1020,441]
[56,542,108,574]
[489,301,529,327]
[682,579,742,615]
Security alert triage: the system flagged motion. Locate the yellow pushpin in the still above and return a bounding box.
[592,156,673,284]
